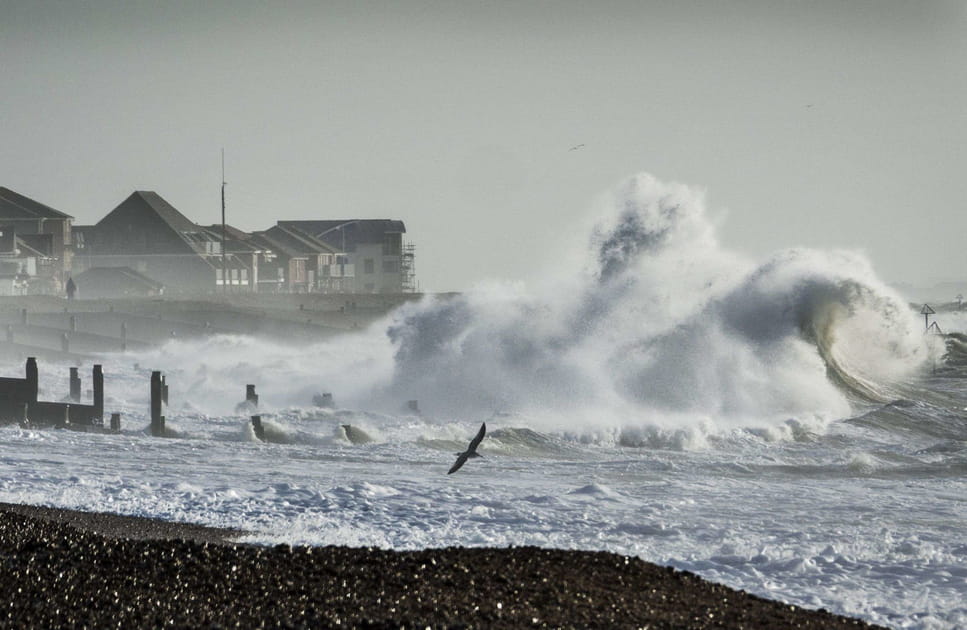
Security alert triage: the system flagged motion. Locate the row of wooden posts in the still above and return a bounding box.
[0,357,118,432]
[0,357,262,438]
[7,309,133,353]
[4,357,414,442]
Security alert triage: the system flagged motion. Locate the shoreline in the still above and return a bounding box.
[0,502,887,629]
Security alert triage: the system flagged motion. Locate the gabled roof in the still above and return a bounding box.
[0,187,73,220]
[205,223,252,242]
[249,231,308,259]
[98,191,197,233]
[202,224,262,254]
[263,224,339,255]
[277,220,405,250]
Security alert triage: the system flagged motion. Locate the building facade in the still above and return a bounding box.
[277,220,412,293]
[0,187,74,293]
[73,191,252,294]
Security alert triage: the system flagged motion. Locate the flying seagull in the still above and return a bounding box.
[568,143,586,152]
[448,422,486,474]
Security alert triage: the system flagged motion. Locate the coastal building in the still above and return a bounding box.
[259,224,351,293]
[0,225,58,295]
[0,187,74,293]
[246,230,310,293]
[201,224,272,293]
[73,191,252,294]
[277,220,413,293]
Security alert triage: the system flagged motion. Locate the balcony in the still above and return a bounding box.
[323,263,355,279]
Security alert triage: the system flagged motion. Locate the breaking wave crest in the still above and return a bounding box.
[109,173,938,441]
[382,173,935,433]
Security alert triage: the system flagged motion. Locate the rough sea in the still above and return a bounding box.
[1,174,965,629]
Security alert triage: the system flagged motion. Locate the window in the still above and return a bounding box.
[382,233,401,256]
[364,258,374,274]
[241,268,248,283]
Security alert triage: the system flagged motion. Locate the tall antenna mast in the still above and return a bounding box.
[221,148,227,293]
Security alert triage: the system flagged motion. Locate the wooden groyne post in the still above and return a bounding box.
[69,367,81,403]
[93,364,104,421]
[2,358,109,430]
[251,415,265,441]
[150,371,165,437]
[26,357,38,402]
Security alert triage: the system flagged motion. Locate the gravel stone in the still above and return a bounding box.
[0,504,886,629]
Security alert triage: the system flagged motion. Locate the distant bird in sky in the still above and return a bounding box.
[568,143,586,152]
[448,422,486,474]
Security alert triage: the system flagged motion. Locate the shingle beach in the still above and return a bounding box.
[0,503,885,629]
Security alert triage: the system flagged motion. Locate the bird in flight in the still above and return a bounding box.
[448,422,486,474]
[568,143,586,152]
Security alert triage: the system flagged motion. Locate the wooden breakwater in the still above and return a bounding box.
[1,355,414,444]
[0,357,111,432]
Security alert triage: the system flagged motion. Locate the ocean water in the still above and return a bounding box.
[1,174,966,629]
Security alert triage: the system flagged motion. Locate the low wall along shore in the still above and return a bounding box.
[0,293,429,361]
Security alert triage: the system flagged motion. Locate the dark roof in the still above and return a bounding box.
[277,220,405,250]
[0,187,73,220]
[74,266,165,290]
[98,191,198,233]
[263,224,339,256]
[202,225,261,254]
[249,231,307,259]
[205,224,252,242]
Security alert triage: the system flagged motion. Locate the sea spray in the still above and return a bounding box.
[99,173,936,439]
[383,173,934,432]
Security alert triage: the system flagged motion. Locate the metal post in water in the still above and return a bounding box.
[110,413,121,433]
[246,384,258,408]
[921,304,936,331]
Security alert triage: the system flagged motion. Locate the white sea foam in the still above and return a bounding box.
[0,173,962,629]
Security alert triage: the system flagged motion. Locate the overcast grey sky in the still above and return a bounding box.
[2,1,965,292]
